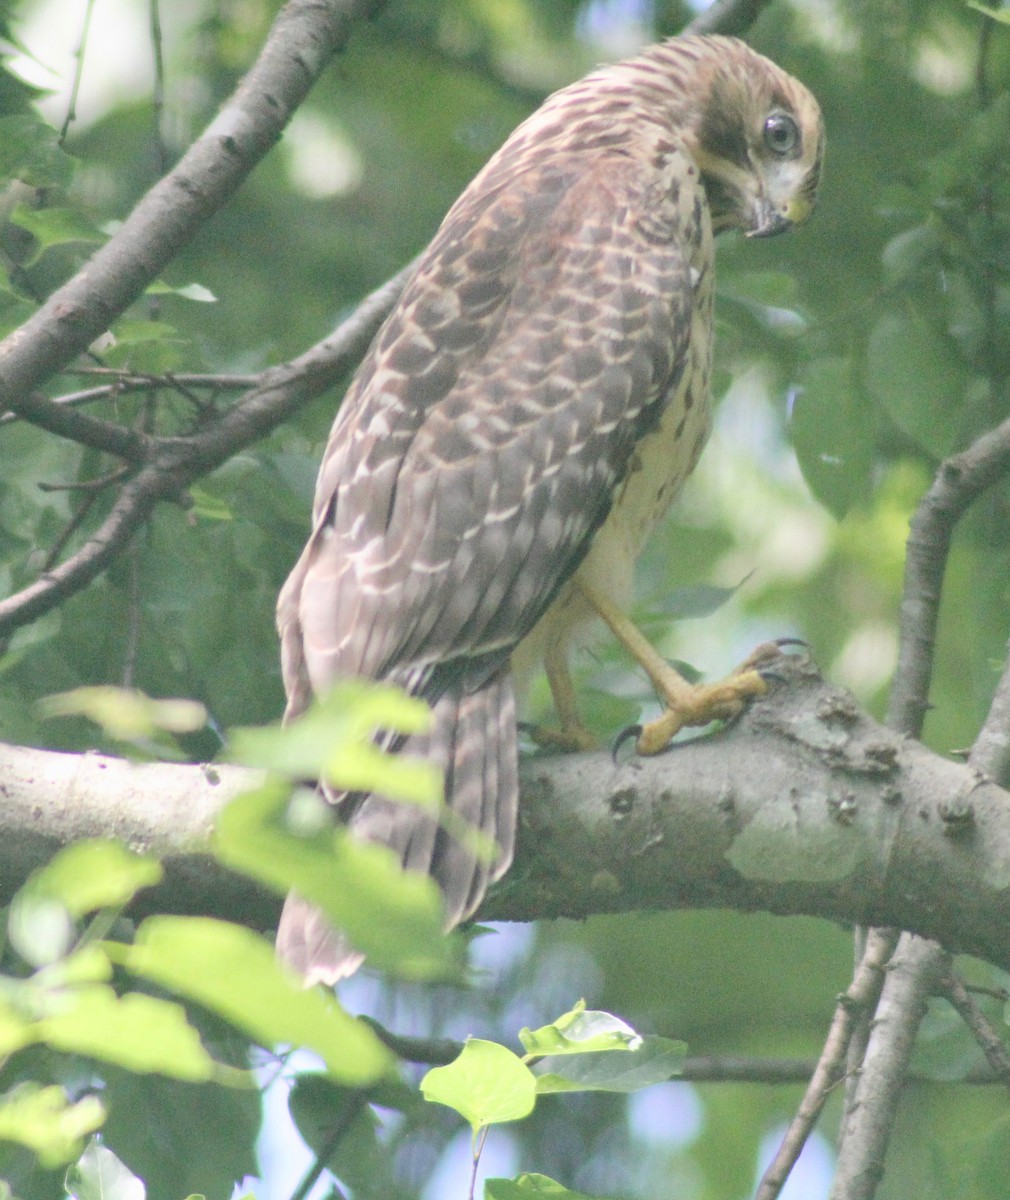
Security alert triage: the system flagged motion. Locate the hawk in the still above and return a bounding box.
[276,34,824,984]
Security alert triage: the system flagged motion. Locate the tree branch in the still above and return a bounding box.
[887,414,1010,736]
[0,0,385,420]
[685,0,776,37]
[755,927,896,1200]
[832,416,1010,1197]
[0,261,412,638]
[4,662,1010,971]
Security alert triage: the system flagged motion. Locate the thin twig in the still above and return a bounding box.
[0,0,386,417]
[60,0,97,143]
[939,970,1010,1092]
[968,637,1010,788]
[40,487,103,574]
[0,262,412,638]
[754,928,898,1200]
[685,0,775,37]
[831,939,946,1200]
[287,1090,363,1200]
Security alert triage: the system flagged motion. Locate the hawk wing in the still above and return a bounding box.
[276,146,696,983]
[281,152,694,707]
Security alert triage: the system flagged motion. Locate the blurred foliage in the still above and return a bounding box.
[1,0,1010,1197]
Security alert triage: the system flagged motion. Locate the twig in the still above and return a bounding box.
[754,928,897,1200]
[288,1090,363,1200]
[831,940,946,1200]
[0,0,386,417]
[831,416,1010,1197]
[60,0,97,144]
[887,414,1010,737]
[938,970,1010,1091]
[1,372,264,424]
[3,391,149,459]
[0,261,412,638]
[968,638,1010,788]
[39,486,104,574]
[685,0,776,37]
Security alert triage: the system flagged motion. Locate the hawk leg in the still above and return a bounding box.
[575,579,773,754]
[529,636,599,752]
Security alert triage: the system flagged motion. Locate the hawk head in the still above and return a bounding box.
[672,37,825,238]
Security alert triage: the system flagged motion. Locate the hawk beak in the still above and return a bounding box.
[747,194,812,239]
[747,210,793,238]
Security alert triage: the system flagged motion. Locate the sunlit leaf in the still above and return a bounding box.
[486,1174,604,1199]
[421,1039,536,1130]
[147,280,217,302]
[9,842,161,967]
[39,687,207,741]
[519,1001,642,1056]
[0,1085,104,1168]
[13,840,162,919]
[214,779,458,980]
[967,2,1010,23]
[227,681,439,804]
[36,986,222,1082]
[112,917,392,1084]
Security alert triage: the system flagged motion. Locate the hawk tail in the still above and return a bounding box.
[276,668,519,986]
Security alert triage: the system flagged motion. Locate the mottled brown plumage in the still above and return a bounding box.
[277,35,824,984]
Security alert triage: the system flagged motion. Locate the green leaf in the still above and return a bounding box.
[14,840,163,919]
[214,779,458,980]
[880,223,940,285]
[0,1085,104,1169]
[967,2,1010,24]
[8,204,103,263]
[9,842,162,967]
[645,575,751,620]
[519,1001,642,1056]
[722,271,809,337]
[39,687,207,741]
[866,310,968,458]
[103,321,186,372]
[421,1039,536,1130]
[0,118,73,188]
[532,1035,687,1095]
[36,986,220,1082]
[791,357,874,518]
[65,1139,145,1200]
[227,681,439,804]
[146,280,217,302]
[485,1174,604,1199]
[112,916,392,1084]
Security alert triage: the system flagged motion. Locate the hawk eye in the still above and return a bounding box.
[763,113,799,156]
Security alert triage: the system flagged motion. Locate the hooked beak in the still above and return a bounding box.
[746,194,813,239]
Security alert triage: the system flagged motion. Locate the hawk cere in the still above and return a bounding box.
[276,35,825,984]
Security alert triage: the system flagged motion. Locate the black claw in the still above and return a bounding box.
[759,667,791,686]
[612,724,642,763]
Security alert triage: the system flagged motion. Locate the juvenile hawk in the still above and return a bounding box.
[277,35,825,983]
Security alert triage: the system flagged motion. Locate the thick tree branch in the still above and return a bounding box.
[3,663,1010,970]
